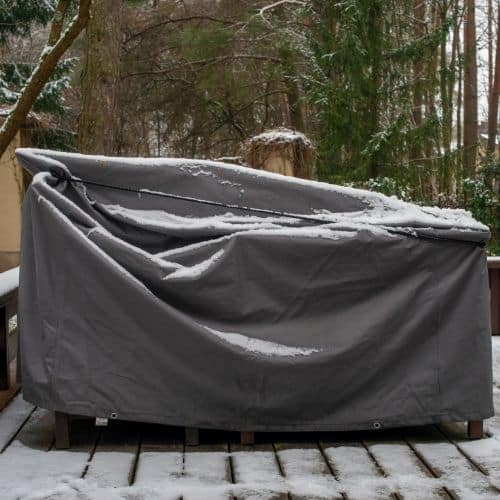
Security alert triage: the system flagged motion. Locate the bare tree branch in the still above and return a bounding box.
[256,0,306,26]
[126,15,238,43]
[48,0,71,45]
[123,54,284,79]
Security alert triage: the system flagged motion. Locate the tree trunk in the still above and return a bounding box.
[423,2,439,202]
[488,3,500,246]
[489,0,493,95]
[368,3,382,179]
[285,76,304,131]
[463,0,478,175]
[78,0,123,155]
[446,0,461,198]
[457,40,463,151]
[0,0,90,157]
[412,0,425,133]
[487,4,500,154]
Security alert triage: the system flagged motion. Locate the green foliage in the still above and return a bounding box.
[301,0,459,187]
[0,0,55,41]
[179,26,233,61]
[472,155,500,253]
[462,177,495,226]
[365,177,414,202]
[462,175,498,254]
[0,0,75,116]
[31,127,76,151]
[120,2,292,157]
[0,59,76,113]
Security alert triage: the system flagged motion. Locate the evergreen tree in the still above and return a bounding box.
[301,0,459,201]
[0,0,54,40]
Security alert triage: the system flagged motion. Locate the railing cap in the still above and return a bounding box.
[488,256,500,269]
[0,266,19,304]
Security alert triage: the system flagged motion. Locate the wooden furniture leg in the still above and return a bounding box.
[240,431,255,445]
[54,411,71,449]
[467,420,483,439]
[185,427,199,446]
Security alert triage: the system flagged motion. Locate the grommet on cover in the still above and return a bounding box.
[373,421,381,429]
[110,412,118,419]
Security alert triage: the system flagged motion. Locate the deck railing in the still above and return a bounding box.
[0,267,19,390]
[489,257,500,336]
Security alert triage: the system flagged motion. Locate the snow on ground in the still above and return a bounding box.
[0,338,498,499]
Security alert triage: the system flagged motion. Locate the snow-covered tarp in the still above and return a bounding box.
[15,148,493,432]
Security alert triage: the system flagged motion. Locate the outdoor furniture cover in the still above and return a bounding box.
[15,147,494,432]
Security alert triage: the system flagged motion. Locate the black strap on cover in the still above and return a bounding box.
[48,169,486,248]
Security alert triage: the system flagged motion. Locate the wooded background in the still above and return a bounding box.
[1,0,499,251]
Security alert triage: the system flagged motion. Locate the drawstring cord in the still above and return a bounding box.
[48,168,486,248]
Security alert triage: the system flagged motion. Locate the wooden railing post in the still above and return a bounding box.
[488,257,500,336]
[0,266,20,391]
[0,304,8,390]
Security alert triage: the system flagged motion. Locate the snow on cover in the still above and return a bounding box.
[163,249,225,281]
[24,147,487,234]
[104,204,294,232]
[199,324,321,357]
[104,203,370,242]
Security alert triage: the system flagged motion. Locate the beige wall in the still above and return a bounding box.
[0,131,23,271]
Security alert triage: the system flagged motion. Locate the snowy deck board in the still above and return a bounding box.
[0,338,498,499]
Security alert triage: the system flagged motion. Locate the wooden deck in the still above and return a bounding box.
[0,338,498,500]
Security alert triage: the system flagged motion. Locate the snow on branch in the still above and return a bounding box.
[256,0,307,25]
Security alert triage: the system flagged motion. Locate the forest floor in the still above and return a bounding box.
[0,338,499,500]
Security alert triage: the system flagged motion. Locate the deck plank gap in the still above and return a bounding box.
[317,440,348,499]
[128,431,142,486]
[434,425,493,479]
[81,429,102,479]
[271,442,293,500]
[402,435,456,500]
[361,440,403,500]
[0,405,36,453]
[226,440,238,500]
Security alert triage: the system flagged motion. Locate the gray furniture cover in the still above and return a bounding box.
[15,147,494,432]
